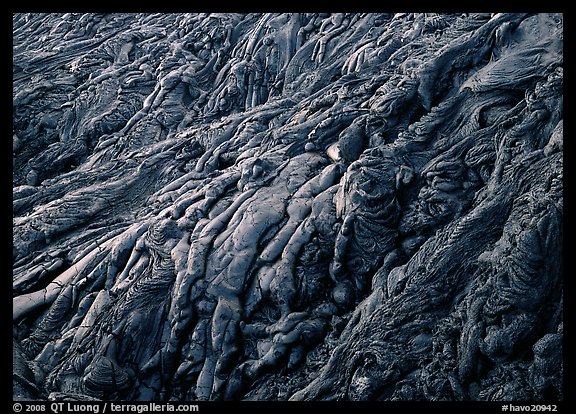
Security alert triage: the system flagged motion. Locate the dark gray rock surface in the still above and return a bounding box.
[13,13,563,401]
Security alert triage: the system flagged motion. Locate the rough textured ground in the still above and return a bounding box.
[13,13,563,401]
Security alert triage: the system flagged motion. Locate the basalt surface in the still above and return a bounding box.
[13,13,563,401]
